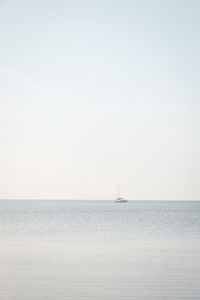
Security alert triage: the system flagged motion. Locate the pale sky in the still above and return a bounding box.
[0,0,200,200]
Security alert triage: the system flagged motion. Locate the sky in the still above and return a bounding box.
[0,0,200,200]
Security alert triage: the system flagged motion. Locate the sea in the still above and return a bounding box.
[0,200,200,300]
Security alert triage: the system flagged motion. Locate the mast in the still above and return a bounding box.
[117,182,121,199]
[114,182,127,202]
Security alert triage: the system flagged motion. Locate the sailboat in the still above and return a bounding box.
[114,183,128,203]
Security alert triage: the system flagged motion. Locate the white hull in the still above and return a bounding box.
[114,198,128,203]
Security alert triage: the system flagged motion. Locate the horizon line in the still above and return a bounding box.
[0,199,199,201]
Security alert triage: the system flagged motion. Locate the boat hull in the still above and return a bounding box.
[114,198,128,203]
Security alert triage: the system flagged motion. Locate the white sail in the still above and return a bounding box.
[114,183,127,203]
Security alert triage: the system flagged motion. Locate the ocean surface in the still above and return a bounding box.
[0,200,200,300]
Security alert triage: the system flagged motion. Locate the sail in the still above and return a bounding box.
[114,183,127,203]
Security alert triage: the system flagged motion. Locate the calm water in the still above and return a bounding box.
[0,200,200,300]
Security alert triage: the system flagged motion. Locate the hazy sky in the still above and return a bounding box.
[0,0,200,200]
